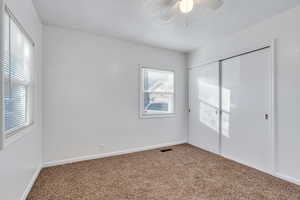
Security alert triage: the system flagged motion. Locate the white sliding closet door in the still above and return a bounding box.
[189,63,220,154]
[221,48,272,173]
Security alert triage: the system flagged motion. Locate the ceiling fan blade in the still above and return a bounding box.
[205,0,224,10]
[196,0,223,10]
[159,3,178,23]
[168,0,180,7]
[144,0,179,22]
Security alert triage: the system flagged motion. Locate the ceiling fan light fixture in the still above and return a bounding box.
[179,0,194,14]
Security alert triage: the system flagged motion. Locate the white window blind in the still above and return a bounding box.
[2,7,34,137]
[140,67,175,118]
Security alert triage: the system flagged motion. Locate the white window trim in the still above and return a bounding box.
[139,66,176,119]
[0,5,35,149]
[3,122,34,148]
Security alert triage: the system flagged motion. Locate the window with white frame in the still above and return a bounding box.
[140,67,175,118]
[2,7,34,137]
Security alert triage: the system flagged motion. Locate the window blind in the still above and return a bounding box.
[3,7,34,136]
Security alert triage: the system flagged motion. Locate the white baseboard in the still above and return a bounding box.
[43,140,187,168]
[189,143,300,186]
[21,165,42,200]
[275,173,300,186]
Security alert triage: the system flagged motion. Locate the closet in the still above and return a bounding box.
[189,47,273,173]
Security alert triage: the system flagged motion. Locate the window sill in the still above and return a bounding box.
[140,114,176,119]
[3,122,34,148]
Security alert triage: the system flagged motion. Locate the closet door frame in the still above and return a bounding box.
[188,39,276,174]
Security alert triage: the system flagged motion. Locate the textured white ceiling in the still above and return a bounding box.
[33,0,300,52]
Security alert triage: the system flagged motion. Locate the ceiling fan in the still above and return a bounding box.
[145,0,224,23]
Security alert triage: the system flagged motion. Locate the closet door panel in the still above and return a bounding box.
[189,63,220,154]
[221,48,272,173]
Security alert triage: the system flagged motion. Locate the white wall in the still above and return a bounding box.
[188,5,300,184]
[43,26,188,165]
[0,0,43,199]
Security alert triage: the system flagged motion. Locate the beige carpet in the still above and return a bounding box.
[28,144,300,200]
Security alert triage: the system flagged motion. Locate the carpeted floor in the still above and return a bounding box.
[28,144,300,200]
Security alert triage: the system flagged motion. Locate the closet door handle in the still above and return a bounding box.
[216,110,222,115]
[265,114,269,120]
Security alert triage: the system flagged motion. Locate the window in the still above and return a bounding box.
[140,67,175,118]
[2,7,34,138]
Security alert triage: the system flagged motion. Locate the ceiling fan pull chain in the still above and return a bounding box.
[185,15,189,27]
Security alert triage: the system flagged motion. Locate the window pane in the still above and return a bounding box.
[10,19,26,82]
[4,85,27,131]
[144,69,174,93]
[144,93,174,114]
[3,11,10,77]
